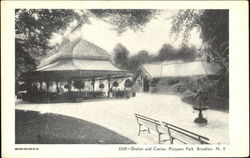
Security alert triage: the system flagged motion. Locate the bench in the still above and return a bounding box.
[162,121,209,144]
[134,114,168,144]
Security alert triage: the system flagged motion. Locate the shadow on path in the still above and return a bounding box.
[15,110,135,144]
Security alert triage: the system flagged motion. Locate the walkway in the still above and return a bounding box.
[15,93,229,144]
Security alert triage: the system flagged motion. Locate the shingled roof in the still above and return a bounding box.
[37,37,111,70]
[36,37,126,73]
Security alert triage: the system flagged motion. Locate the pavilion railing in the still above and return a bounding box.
[24,91,107,103]
[67,91,106,101]
[112,90,130,98]
[21,90,135,103]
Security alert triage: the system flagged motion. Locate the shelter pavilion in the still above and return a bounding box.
[23,37,132,102]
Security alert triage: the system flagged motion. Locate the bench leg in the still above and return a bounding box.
[148,128,150,134]
[158,133,161,144]
[170,137,174,144]
[138,124,142,136]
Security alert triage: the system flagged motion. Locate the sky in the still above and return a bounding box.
[49,10,202,55]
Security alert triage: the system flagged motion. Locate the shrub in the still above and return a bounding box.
[124,79,133,88]
[182,89,196,97]
[180,77,228,110]
[99,83,105,89]
[73,80,85,91]
[169,82,187,93]
[64,84,69,89]
[112,81,119,87]
[167,79,179,86]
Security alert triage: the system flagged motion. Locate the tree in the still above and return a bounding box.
[170,9,229,72]
[15,39,37,81]
[89,9,156,34]
[73,80,85,92]
[128,50,150,72]
[149,43,197,62]
[171,10,229,105]
[15,9,89,89]
[113,43,130,69]
[15,9,87,49]
[155,43,176,61]
[176,45,197,61]
[135,50,151,63]
[124,79,133,88]
[15,9,87,58]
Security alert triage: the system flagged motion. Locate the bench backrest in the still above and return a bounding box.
[135,114,161,132]
[162,121,209,144]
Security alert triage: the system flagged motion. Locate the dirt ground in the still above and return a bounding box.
[15,93,229,144]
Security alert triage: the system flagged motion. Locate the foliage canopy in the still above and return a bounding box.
[89,9,157,34]
[99,83,105,89]
[171,9,229,72]
[113,43,130,69]
[112,81,119,87]
[73,80,85,91]
[124,79,133,88]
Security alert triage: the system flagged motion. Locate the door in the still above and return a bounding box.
[143,77,150,92]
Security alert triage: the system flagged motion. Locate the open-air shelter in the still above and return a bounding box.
[23,37,132,102]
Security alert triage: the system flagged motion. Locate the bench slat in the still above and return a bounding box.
[168,127,206,143]
[137,118,161,125]
[135,113,160,123]
[171,131,206,144]
[138,120,158,130]
[162,121,209,141]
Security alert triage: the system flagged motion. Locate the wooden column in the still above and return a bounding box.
[92,79,95,91]
[68,79,72,92]
[108,78,111,98]
[26,79,32,101]
[46,81,49,103]
[39,81,43,91]
[56,81,59,94]
[46,81,49,93]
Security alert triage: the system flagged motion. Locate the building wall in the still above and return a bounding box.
[134,72,152,92]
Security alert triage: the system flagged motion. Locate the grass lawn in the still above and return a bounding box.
[15,110,135,144]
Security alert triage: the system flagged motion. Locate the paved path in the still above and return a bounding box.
[16,93,229,144]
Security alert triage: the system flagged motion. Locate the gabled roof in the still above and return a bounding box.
[140,60,221,79]
[141,64,162,78]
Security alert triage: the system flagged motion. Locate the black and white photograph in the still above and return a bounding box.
[14,8,229,144]
[1,1,249,157]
